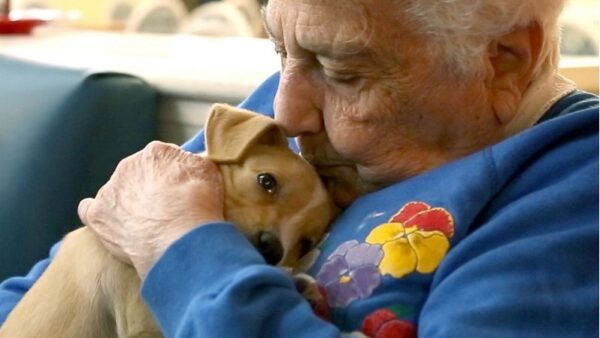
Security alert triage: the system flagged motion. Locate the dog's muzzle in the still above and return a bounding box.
[253,231,284,265]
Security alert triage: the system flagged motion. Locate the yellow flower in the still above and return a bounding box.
[366,202,454,278]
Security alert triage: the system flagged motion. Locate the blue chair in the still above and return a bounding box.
[0,56,157,280]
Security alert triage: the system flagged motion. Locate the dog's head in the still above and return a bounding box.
[205,104,337,268]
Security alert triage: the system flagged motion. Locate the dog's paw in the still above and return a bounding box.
[293,273,331,321]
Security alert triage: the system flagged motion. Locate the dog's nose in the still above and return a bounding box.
[254,231,283,265]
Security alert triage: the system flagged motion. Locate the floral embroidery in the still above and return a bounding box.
[366,202,454,278]
[316,240,384,307]
[361,309,417,338]
[314,201,455,309]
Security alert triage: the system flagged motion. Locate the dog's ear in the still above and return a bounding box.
[205,103,288,163]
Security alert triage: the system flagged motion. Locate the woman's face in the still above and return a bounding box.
[265,0,503,206]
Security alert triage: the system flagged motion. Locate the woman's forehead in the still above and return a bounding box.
[264,0,387,56]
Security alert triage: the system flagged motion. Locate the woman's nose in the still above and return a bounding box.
[274,67,323,137]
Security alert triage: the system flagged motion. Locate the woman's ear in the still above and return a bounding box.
[485,23,543,125]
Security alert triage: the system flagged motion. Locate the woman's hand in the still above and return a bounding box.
[78,141,225,279]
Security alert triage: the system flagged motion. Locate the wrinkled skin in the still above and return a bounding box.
[265,0,505,207]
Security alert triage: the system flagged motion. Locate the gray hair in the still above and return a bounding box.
[402,0,568,78]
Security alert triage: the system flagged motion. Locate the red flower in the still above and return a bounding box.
[362,309,417,338]
[390,201,454,237]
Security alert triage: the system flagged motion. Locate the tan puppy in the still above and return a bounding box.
[0,104,337,338]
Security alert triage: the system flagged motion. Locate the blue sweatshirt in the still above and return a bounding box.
[1,73,598,338]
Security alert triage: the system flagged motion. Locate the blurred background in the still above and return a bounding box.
[1,0,597,143]
[0,0,598,143]
[3,0,598,50]
[5,0,268,36]
[0,0,597,279]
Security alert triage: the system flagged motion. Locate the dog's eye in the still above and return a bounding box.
[257,172,277,193]
[298,238,314,258]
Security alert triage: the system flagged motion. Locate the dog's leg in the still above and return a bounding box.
[0,227,116,337]
[101,250,163,338]
[0,226,163,338]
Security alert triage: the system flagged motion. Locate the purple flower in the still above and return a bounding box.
[316,240,383,308]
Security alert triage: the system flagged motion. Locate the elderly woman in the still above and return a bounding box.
[2,0,598,337]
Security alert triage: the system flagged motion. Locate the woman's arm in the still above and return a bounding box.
[142,222,341,338]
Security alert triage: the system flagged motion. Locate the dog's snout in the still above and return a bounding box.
[254,231,284,265]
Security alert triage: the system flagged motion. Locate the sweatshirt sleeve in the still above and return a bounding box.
[141,222,342,338]
[0,241,61,325]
